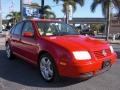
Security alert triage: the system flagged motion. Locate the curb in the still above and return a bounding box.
[97,38,120,44]
[108,40,120,44]
[110,42,120,44]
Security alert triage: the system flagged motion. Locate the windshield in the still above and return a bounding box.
[36,22,78,36]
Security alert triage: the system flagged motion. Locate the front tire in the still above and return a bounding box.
[39,53,59,82]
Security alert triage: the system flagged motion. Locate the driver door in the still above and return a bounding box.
[20,21,38,64]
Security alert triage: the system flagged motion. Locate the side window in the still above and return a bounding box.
[37,22,54,36]
[10,26,16,34]
[13,22,24,35]
[22,22,34,35]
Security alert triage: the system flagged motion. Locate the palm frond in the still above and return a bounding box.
[53,0,59,4]
[75,0,84,6]
[43,5,51,10]
[91,0,102,12]
[91,1,98,12]
[42,5,56,19]
[6,11,21,24]
[46,11,56,18]
[6,14,13,18]
[53,0,85,15]
[112,0,120,10]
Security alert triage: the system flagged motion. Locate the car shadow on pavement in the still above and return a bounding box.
[0,50,87,88]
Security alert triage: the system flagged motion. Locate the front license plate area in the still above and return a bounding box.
[102,60,111,69]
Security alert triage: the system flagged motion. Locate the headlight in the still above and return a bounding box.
[110,46,114,53]
[73,51,91,60]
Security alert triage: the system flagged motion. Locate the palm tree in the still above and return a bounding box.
[30,2,56,19]
[40,0,56,19]
[53,0,84,23]
[41,5,56,19]
[6,11,21,25]
[91,0,120,40]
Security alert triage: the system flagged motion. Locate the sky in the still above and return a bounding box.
[1,0,105,19]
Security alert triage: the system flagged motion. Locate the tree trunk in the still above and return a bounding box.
[65,1,69,24]
[106,3,111,41]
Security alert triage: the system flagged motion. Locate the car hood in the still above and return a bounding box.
[43,35,109,51]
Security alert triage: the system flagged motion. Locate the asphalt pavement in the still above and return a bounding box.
[0,34,120,90]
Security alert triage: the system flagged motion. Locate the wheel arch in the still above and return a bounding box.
[37,50,60,76]
[38,50,56,66]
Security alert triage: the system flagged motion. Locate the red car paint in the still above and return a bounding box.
[6,19,117,78]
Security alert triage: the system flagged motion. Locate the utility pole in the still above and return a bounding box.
[20,0,23,20]
[106,2,111,41]
[41,0,44,19]
[0,0,2,33]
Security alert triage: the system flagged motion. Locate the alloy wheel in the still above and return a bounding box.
[6,44,11,58]
[40,56,54,81]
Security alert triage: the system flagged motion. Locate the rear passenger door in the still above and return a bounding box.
[11,22,24,54]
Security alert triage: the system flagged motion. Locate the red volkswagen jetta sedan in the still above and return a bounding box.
[6,19,117,82]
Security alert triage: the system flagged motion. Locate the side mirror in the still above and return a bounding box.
[23,32,33,37]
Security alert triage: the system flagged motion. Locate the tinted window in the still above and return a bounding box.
[13,22,24,35]
[22,22,34,35]
[10,26,16,34]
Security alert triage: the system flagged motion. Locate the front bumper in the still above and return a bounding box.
[58,53,117,78]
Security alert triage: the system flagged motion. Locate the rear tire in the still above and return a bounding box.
[6,43,14,59]
[39,53,59,82]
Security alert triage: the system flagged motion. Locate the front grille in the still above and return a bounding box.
[94,49,112,59]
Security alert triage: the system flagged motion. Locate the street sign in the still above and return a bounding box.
[23,7,40,18]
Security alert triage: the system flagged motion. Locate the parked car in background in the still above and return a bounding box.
[6,19,117,82]
[80,29,95,36]
[2,25,6,31]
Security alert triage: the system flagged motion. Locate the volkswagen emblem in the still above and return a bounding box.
[102,50,107,56]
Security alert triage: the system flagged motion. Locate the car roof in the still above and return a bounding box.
[24,19,63,23]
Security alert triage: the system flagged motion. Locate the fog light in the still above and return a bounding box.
[80,72,93,78]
